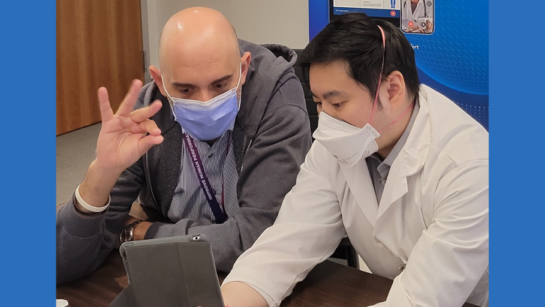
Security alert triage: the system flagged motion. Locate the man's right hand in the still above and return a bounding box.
[77,80,164,210]
[221,282,268,307]
[95,79,163,172]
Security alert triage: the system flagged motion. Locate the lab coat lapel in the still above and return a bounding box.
[376,87,432,224]
[340,159,378,228]
[338,86,432,231]
[376,158,408,221]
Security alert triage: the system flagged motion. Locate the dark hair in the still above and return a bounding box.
[298,13,420,105]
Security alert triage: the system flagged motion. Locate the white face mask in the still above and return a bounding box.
[312,26,416,167]
[313,25,385,167]
[313,112,380,167]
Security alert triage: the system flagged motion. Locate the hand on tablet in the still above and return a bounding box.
[221,282,268,307]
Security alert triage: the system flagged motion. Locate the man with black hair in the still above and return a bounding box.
[221,13,488,307]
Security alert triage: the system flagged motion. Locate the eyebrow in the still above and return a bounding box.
[310,90,346,100]
[172,74,233,88]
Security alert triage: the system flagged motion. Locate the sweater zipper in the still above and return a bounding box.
[144,152,161,213]
[240,138,253,172]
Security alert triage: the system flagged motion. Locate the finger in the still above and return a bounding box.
[130,100,163,123]
[136,119,161,136]
[98,87,114,122]
[137,134,164,155]
[117,79,144,116]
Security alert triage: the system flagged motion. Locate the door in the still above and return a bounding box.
[57,0,145,135]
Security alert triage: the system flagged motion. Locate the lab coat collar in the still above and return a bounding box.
[376,85,431,220]
[340,158,379,228]
[340,86,431,229]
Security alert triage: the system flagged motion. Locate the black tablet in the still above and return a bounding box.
[111,234,224,307]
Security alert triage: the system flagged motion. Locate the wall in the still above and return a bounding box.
[310,0,489,130]
[141,0,309,74]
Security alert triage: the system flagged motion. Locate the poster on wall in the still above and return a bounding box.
[310,0,488,130]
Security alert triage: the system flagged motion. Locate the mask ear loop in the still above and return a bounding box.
[235,63,243,108]
[235,63,242,88]
[378,101,415,132]
[369,26,415,133]
[368,25,386,126]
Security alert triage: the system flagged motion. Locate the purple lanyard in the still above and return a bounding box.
[183,133,229,224]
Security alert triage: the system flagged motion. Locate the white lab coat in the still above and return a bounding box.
[223,85,489,307]
[402,0,433,30]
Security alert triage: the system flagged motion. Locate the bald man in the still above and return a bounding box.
[56,8,311,284]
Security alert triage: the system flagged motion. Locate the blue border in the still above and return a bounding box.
[0,1,56,305]
[490,0,544,305]
[3,0,542,305]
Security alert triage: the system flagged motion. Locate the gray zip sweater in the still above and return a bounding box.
[56,40,312,284]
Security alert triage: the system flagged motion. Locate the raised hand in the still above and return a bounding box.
[77,80,165,209]
[95,79,164,172]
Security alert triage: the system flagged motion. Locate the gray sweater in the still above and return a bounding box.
[56,40,312,284]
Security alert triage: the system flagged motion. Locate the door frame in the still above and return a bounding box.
[140,0,151,83]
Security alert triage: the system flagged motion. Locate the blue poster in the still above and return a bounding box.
[309,0,489,130]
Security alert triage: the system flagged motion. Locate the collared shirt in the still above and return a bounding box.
[166,130,240,224]
[366,101,420,204]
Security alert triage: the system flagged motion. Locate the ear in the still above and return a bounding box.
[149,65,167,97]
[239,51,252,87]
[380,71,406,112]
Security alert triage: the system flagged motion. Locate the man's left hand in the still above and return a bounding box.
[124,216,152,241]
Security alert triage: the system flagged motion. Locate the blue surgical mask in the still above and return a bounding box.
[162,64,242,141]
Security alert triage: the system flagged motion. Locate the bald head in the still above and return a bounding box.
[159,7,239,70]
[150,7,251,103]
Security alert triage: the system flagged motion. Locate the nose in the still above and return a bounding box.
[197,90,214,102]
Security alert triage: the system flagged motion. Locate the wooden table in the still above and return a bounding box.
[57,252,477,307]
